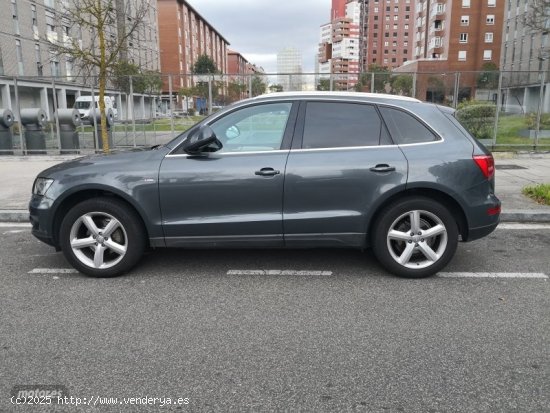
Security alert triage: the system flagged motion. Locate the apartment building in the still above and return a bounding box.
[0,0,160,119]
[318,0,361,89]
[500,0,550,112]
[394,0,505,102]
[359,0,415,71]
[0,0,159,79]
[157,0,229,91]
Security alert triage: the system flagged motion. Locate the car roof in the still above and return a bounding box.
[251,91,421,103]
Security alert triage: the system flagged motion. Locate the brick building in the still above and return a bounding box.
[157,0,229,91]
[359,0,415,71]
[395,0,505,102]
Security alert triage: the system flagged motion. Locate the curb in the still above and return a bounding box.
[2,210,550,224]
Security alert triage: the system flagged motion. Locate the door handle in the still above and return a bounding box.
[369,164,396,173]
[255,168,281,177]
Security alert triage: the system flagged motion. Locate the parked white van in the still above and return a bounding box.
[74,96,118,122]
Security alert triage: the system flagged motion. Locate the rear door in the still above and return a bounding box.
[283,100,408,247]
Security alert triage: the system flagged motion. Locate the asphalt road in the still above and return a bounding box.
[1,224,549,412]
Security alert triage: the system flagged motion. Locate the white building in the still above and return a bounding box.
[277,48,303,92]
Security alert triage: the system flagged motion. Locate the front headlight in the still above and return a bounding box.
[33,178,54,196]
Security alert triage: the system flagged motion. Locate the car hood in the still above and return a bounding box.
[38,147,170,179]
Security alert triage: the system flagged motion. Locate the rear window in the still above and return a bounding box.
[379,106,439,144]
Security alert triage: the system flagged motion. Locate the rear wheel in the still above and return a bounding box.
[372,197,459,278]
[59,198,146,277]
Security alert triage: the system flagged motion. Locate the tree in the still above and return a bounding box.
[391,75,414,96]
[251,76,267,97]
[49,0,150,153]
[193,55,219,74]
[355,64,391,92]
[524,0,550,32]
[113,62,162,95]
[477,63,499,90]
[317,79,331,91]
[269,84,283,93]
[192,54,220,109]
[227,81,246,103]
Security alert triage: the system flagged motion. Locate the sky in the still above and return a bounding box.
[189,0,332,74]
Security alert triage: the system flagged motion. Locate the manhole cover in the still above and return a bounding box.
[495,164,527,170]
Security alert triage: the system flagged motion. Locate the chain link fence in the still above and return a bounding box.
[0,71,549,154]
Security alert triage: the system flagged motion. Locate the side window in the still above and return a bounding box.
[209,103,292,153]
[302,102,384,149]
[379,106,439,144]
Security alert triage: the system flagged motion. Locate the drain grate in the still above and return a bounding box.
[495,164,528,170]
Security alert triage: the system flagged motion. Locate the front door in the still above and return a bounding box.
[159,102,297,248]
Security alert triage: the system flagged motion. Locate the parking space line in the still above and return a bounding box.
[437,272,548,279]
[497,223,550,230]
[28,268,79,274]
[227,270,333,276]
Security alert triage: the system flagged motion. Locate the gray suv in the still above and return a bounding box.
[29,92,500,278]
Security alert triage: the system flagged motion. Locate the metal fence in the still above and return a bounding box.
[0,70,549,155]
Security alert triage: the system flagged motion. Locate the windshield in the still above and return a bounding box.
[75,101,91,109]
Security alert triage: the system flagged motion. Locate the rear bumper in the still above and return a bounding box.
[463,193,501,242]
[466,220,499,241]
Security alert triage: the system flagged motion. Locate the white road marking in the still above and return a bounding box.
[0,223,31,228]
[497,223,550,230]
[2,230,25,234]
[437,272,548,279]
[28,268,78,274]
[227,270,333,276]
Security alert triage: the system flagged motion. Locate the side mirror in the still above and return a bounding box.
[183,125,223,154]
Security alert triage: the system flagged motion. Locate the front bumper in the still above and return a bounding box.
[29,194,57,248]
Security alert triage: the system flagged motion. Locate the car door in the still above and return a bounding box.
[283,100,408,248]
[159,101,297,248]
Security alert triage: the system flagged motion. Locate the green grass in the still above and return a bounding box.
[479,114,550,151]
[523,184,550,205]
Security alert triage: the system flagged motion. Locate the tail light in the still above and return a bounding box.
[473,154,495,180]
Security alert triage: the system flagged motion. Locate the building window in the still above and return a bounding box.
[45,11,55,32]
[49,50,59,77]
[16,39,24,75]
[486,15,495,24]
[483,50,492,60]
[485,32,494,43]
[488,0,496,6]
[458,50,467,61]
[35,43,42,76]
[461,16,470,25]
[11,0,20,35]
[462,0,470,7]
[460,33,468,43]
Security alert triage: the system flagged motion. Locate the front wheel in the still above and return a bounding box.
[371,197,459,278]
[59,198,146,277]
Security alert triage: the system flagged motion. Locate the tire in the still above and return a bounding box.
[371,197,459,278]
[59,197,146,277]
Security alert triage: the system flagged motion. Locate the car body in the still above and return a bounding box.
[29,92,500,278]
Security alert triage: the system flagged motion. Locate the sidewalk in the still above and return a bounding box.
[0,152,549,223]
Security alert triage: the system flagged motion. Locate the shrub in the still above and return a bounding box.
[456,100,496,140]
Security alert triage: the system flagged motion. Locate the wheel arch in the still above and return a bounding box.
[366,187,469,245]
[50,186,151,247]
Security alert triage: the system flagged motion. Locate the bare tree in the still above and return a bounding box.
[49,0,150,152]
[524,0,550,33]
